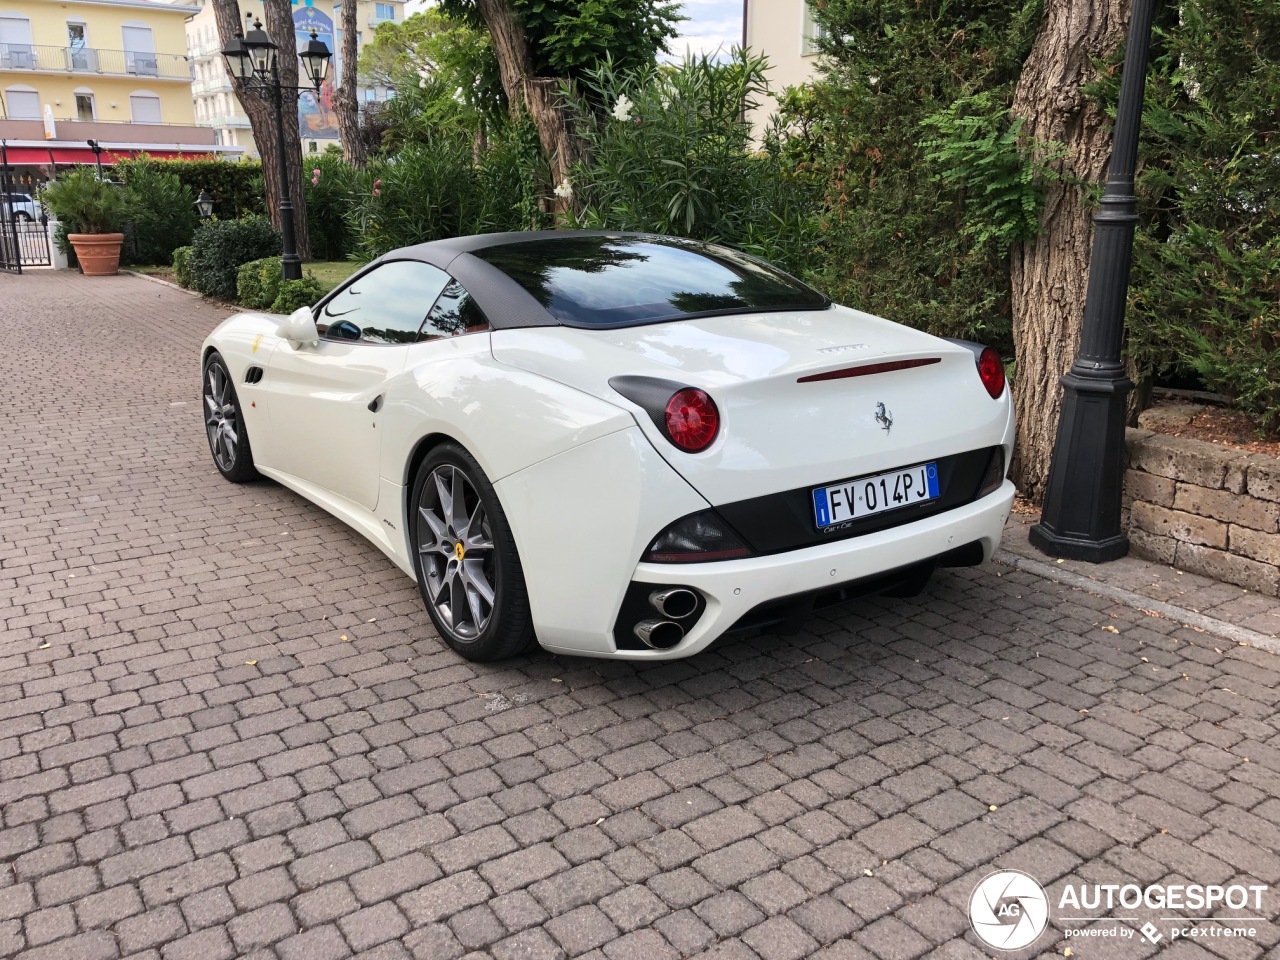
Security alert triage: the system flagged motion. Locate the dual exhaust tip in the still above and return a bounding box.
[634,587,699,650]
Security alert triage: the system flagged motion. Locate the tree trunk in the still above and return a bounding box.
[334,0,366,166]
[1009,0,1129,501]
[472,0,581,203]
[211,0,311,260]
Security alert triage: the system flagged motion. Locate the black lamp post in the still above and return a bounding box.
[195,189,215,219]
[1029,0,1156,562]
[222,17,330,281]
[86,139,104,180]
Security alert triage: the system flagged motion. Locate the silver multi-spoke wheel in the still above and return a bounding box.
[417,463,496,641]
[204,363,239,471]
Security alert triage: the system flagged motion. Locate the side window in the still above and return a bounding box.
[320,260,450,344]
[420,278,490,340]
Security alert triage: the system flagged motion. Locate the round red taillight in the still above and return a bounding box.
[665,388,720,452]
[978,347,1006,399]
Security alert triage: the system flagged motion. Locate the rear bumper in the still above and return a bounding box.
[537,479,1016,660]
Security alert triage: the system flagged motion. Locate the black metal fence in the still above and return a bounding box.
[0,214,53,274]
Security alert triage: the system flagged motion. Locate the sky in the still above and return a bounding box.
[400,0,745,58]
[666,0,744,59]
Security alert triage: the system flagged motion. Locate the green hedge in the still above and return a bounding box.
[114,157,265,222]
[188,216,281,301]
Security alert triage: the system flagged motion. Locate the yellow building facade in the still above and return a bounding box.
[1,0,198,126]
[0,0,238,184]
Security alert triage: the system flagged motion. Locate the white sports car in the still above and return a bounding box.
[201,231,1015,661]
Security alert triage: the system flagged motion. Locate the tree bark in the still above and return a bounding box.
[471,0,581,203]
[1009,0,1129,501]
[334,0,366,166]
[210,0,311,259]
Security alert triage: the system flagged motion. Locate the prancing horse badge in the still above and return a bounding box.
[875,402,893,433]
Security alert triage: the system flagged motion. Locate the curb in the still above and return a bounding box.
[995,548,1280,656]
[122,269,193,294]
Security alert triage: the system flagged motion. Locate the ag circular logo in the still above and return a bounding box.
[969,870,1050,950]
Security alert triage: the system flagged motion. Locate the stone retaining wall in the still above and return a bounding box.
[1125,428,1280,596]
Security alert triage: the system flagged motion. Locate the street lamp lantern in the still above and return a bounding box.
[221,31,253,81]
[241,18,277,78]
[195,189,215,219]
[298,30,332,90]
[218,17,332,282]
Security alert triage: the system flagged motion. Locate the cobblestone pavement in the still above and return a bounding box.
[3,270,1280,960]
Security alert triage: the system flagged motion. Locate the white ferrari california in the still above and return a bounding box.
[201,231,1015,661]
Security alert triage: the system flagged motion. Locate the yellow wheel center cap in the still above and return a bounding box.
[454,542,465,561]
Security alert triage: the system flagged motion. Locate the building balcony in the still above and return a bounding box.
[201,113,252,129]
[368,13,396,27]
[0,43,192,81]
[192,75,232,95]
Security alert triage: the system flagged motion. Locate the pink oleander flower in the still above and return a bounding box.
[312,168,321,177]
[373,178,383,188]
[372,187,381,196]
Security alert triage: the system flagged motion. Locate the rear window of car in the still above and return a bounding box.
[474,235,829,327]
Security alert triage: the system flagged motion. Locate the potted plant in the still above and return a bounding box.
[40,168,127,276]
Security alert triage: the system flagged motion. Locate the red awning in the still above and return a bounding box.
[1,147,55,164]
[2,146,220,165]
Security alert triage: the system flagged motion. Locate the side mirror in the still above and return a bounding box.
[277,306,319,348]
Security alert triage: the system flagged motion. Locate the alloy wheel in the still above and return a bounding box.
[204,363,239,471]
[417,463,496,641]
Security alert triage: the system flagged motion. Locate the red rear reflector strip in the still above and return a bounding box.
[797,357,941,383]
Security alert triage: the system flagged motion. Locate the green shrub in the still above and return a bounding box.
[40,168,125,234]
[172,245,193,287]
[236,256,283,309]
[118,164,199,265]
[1150,230,1280,432]
[270,276,325,314]
[1125,0,1280,431]
[188,216,281,300]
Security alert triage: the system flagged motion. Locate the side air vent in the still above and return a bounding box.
[244,366,264,385]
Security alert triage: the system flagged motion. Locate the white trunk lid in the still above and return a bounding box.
[491,305,1010,505]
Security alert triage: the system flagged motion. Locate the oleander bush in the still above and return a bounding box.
[564,50,819,277]
[117,164,199,266]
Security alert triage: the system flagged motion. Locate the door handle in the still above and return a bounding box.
[367,395,383,413]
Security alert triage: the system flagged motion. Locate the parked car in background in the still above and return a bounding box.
[2,192,40,221]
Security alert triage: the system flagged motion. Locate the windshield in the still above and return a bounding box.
[475,236,829,327]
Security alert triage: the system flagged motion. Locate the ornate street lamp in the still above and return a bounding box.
[1029,0,1157,561]
[195,188,215,219]
[221,17,330,281]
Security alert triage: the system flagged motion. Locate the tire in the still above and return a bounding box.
[203,352,259,483]
[410,443,535,661]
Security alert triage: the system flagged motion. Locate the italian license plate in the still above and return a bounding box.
[812,462,939,528]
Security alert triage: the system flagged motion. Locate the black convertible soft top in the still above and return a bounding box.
[359,230,829,331]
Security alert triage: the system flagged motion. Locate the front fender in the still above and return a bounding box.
[201,312,286,459]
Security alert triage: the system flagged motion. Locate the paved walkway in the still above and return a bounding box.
[2,270,1280,960]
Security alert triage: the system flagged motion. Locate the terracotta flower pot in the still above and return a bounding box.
[68,233,125,277]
